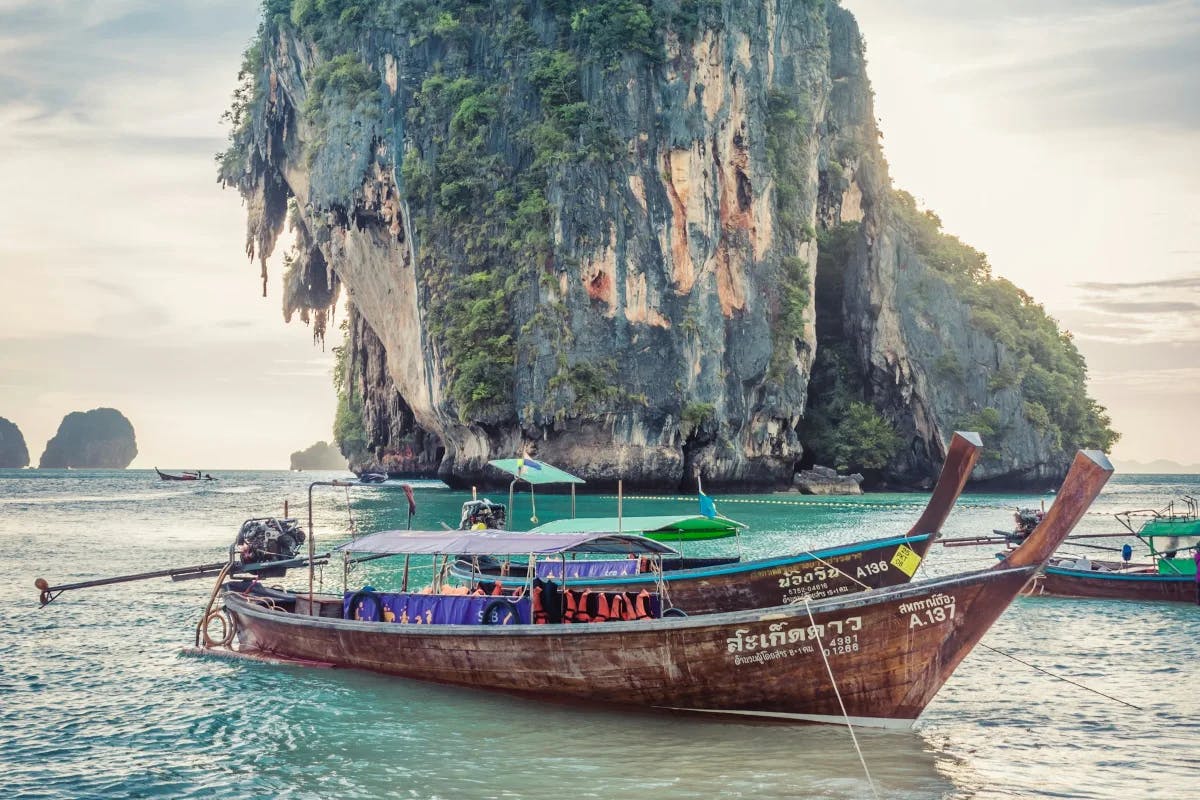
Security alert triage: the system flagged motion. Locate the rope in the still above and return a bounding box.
[801,596,879,800]
[977,643,1143,710]
[800,551,873,592]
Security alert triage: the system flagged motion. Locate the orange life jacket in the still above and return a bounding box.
[575,590,592,623]
[608,593,626,621]
[472,586,486,596]
[491,580,504,595]
[532,586,548,624]
[563,590,578,622]
[632,589,651,620]
[592,593,610,623]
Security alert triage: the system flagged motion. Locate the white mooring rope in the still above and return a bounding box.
[802,595,880,800]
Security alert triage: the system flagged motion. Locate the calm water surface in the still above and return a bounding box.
[1,469,1197,799]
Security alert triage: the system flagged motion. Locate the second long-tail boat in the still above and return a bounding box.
[450,431,983,614]
[1019,497,1199,603]
[211,449,1112,729]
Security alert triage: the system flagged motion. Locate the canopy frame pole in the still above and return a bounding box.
[508,480,516,529]
[618,480,624,534]
[307,482,316,616]
[571,484,576,519]
[401,555,411,592]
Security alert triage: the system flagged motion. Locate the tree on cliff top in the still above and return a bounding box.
[39,408,138,469]
[0,417,30,468]
[891,190,1119,454]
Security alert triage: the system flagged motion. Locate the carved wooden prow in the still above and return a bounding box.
[905,431,982,539]
[997,450,1114,571]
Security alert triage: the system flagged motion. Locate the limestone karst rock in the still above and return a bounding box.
[0,417,30,468]
[290,441,349,470]
[39,408,138,469]
[220,1,1115,489]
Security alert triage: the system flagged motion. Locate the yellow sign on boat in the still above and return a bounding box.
[891,544,922,577]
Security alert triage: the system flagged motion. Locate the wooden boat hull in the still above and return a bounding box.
[156,468,199,481]
[1023,561,1196,603]
[455,533,935,615]
[226,565,1034,728]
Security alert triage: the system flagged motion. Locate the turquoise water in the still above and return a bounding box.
[1,469,1197,799]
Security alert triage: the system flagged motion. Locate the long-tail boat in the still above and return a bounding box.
[211,449,1110,729]
[155,468,214,481]
[1019,497,1199,603]
[448,432,982,613]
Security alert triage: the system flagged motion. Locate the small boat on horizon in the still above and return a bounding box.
[155,468,215,481]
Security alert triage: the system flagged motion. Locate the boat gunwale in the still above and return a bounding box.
[225,563,1036,638]
[1041,564,1193,582]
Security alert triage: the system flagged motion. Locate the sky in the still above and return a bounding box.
[0,1,1196,469]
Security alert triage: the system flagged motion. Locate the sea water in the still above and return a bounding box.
[1,469,1197,799]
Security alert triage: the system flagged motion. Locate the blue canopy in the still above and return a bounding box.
[334,529,678,556]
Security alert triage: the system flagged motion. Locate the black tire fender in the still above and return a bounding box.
[346,590,384,621]
[481,599,521,625]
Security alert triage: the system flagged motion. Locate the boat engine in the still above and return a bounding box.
[1011,508,1044,542]
[230,518,307,577]
[459,499,507,530]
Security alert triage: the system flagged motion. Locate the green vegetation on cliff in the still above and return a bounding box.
[332,322,369,462]
[891,190,1119,453]
[803,221,902,474]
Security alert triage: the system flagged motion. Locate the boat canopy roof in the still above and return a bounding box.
[1139,518,1200,538]
[487,458,586,485]
[333,529,678,556]
[530,514,747,536]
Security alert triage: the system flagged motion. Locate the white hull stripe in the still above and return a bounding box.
[658,706,917,730]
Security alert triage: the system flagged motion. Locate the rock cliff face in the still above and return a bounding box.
[0,417,30,468]
[221,0,1114,489]
[39,408,138,469]
[290,440,349,470]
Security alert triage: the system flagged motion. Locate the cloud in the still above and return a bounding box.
[1065,272,1200,343]
[0,0,257,145]
[1088,300,1200,314]
[1076,274,1200,292]
[850,0,1200,133]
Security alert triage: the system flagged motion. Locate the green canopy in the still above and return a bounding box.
[488,458,586,486]
[1139,518,1200,539]
[530,514,745,542]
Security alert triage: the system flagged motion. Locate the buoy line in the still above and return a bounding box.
[595,495,1113,514]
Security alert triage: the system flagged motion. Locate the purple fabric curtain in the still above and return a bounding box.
[343,592,531,624]
[536,559,640,579]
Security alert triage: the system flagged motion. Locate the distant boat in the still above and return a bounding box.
[1019,497,1200,603]
[156,468,215,482]
[359,472,387,484]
